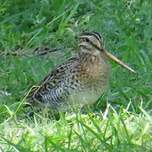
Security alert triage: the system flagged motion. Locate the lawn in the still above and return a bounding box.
[0,0,152,151]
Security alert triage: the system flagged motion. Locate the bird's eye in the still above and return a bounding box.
[85,38,89,42]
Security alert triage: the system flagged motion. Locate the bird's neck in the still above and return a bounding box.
[78,50,100,65]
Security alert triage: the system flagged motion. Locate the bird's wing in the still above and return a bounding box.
[27,56,79,106]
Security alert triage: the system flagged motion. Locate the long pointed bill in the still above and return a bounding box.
[88,40,136,73]
[103,50,136,73]
[79,35,136,73]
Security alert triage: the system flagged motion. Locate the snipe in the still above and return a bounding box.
[27,32,135,111]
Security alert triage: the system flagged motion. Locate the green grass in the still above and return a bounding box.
[0,107,152,151]
[0,0,152,151]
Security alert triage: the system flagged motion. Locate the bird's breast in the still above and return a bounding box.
[79,55,109,86]
[65,56,109,108]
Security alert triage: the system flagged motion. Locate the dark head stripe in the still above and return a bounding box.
[92,32,102,41]
[81,32,101,41]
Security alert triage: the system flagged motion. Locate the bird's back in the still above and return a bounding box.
[28,56,78,108]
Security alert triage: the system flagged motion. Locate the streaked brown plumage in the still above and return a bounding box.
[27,32,135,111]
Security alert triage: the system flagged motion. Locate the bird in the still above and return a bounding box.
[27,32,136,112]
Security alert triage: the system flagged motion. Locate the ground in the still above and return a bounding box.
[0,0,152,151]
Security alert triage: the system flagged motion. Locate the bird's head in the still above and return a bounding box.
[78,32,136,73]
[78,32,103,56]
